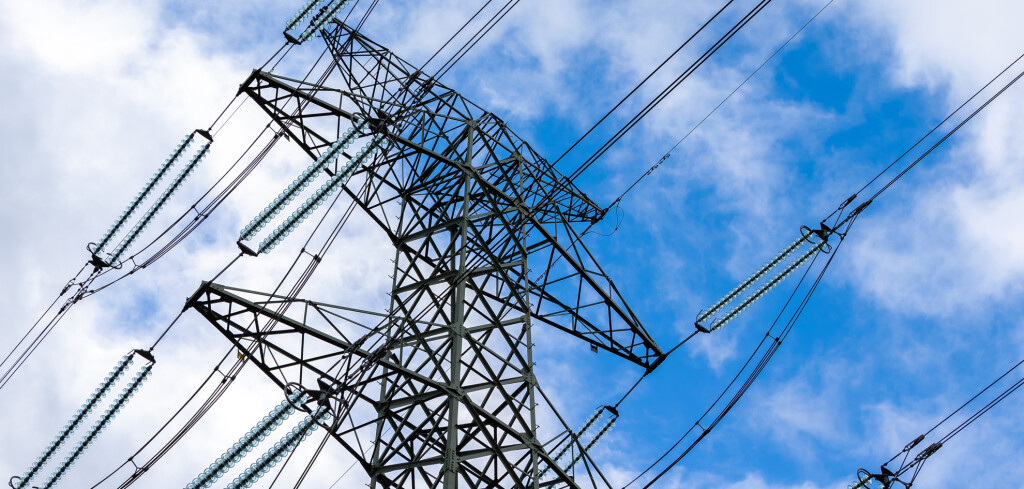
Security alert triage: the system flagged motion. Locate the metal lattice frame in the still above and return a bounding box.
[188,22,664,489]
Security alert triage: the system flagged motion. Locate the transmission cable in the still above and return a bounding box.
[816,50,1024,227]
[0,263,86,373]
[551,0,735,168]
[12,4,375,485]
[0,124,283,394]
[0,0,370,397]
[628,215,855,488]
[102,176,362,489]
[89,48,363,489]
[98,190,363,489]
[433,0,521,80]
[853,355,1024,488]
[0,52,302,395]
[420,0,522,81]
[870,69,1024,205]
[103,13,508,479]
[567,0,775,182]
[931,364,1024,443]
[624,48,1024,488]
[820,51,1024,237]
[355,0,379,32]
[607,0,837,212]
[421,0,496,72]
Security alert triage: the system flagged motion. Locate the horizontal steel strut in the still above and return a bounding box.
[190,22,665,489]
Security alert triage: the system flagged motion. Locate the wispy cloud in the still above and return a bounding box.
[2,0,1024,488]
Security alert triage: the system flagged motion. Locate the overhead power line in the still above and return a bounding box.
[608,0,837,210]
[622,46,1024,488]
[851,354,1024,489]
[552,0,736,168]
[566,0,775,182]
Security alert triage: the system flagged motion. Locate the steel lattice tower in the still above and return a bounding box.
[187,22,664,488]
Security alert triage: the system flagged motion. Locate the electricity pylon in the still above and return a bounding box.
[188,22,664,488]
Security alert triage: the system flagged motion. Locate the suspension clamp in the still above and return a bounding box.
[694,316,712,334]
[237,240,258,257]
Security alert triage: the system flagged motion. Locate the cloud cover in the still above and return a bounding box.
[1,0,1023,488]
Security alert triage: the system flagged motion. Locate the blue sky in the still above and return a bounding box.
[1,0,1023,488]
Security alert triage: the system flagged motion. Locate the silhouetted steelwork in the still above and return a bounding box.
[188,21,664,489]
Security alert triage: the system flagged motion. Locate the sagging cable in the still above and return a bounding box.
[696,225,832,332]
[108,139,213,266]
[239,119,366,243]
[29,351,154,489]
[91,133,197,257]
[224,405,331,489]
[258,134,383,253]
[12,353,135,489]
[184,390,307,489]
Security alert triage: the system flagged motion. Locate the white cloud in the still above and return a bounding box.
[854,0,1024,95]
[0,0,386,486]
[603,465,846,489]
[711,473,842,489]
[687,324,742,371]
[3,0,1024,488]
[756,377,845,445]
[842,0,1024,316]
[862,393,1024,489]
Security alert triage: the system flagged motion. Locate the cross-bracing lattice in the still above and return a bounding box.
[188,22,664,489]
